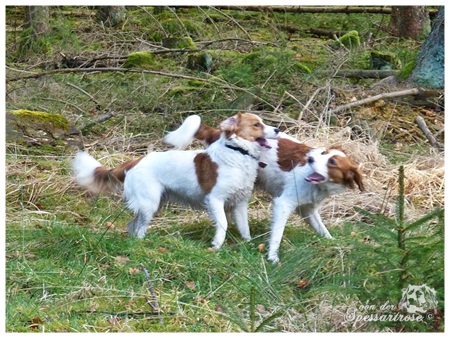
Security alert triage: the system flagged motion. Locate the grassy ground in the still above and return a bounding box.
[5,6,444,332]
[5,177,444,332]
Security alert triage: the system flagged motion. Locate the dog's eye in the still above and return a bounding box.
[254,123,261,128]
[328,158,336,165]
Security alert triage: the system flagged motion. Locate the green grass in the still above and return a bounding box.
[6,189,444,332]
[5,214,329,332]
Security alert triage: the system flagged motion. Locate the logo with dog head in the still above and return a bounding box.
[398,284,437,314]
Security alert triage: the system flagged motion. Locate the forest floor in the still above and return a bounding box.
[5,6,444,332]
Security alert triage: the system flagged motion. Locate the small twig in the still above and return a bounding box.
[135,38,169,49]
[415,115,443,150]
[141,264,160,313]
[198,38,277,48]
[299,86,327,121]
[205,72,277,110]
[332,33,349,51]
[137,6,167,37]
[66,82,100,106]
[211,6,253,42]
[167,6,190,37]
[79,111,115,131]
[273,92,287,115]
[5,64,36,75]
[40,97,86,114]
[81,310,172,317]
[197,6,221,34]
[150,48,201,55]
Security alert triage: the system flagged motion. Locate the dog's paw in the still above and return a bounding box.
[210,241,223,251]
[267,253,280,264]
[128,229,146,239]
[241,235,252,242]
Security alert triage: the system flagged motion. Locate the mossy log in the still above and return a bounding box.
[6,109,80,147]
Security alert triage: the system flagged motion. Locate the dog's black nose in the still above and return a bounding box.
[307,156,315,164]
[274,128,280,134]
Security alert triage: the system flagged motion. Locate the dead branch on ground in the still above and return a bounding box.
[6,66,209,83]
[319,69,397,79]
[307,27,348,38]
[415,115,444,150]
[328,88,441,115]
[200,6,437,18]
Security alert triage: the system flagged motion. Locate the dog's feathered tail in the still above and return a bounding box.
[72,151,141,194]
[164,114,221,149]
[163,115,201,149]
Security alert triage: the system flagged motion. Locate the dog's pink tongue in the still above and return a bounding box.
[305,172,326,183]
[256,138,271,149]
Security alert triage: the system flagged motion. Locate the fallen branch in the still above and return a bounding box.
[205,6,394,15]
[328,88,439,115]
[60,39,277,69]
[6,66,210,84]
[415,115,443,150]
[307,27,348,39]
[201,6,437,18]
[319,69,397,79]
[6,66,268,106]
[197,38,277,48]
[16,65,276,111]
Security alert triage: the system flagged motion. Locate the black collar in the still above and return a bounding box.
[225,144,258,160]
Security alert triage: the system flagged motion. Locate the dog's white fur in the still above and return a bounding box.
[164,115,364,263]
[73,113,279,249]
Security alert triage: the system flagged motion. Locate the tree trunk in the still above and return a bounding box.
[24,6,50,39]
[97,6,126,27]
[409,7,444,89]
[390,6,430,40]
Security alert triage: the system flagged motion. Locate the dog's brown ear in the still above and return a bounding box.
[220,112,242,133]
[350,166,365,192]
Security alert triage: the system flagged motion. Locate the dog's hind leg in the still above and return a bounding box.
[127,210,154,239]
[298,204,333,239]
[124,175,162,239]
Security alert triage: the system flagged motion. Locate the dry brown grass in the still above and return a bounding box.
[6,108,443,235]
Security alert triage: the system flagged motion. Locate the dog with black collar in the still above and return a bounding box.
[73,113,279,249]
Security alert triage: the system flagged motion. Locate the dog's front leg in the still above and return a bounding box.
[231,200,251,241]
[267,197,297,263]
[207,196,228,249]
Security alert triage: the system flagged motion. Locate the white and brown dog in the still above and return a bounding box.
[164,115,364,263]
[72,113,279,249]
